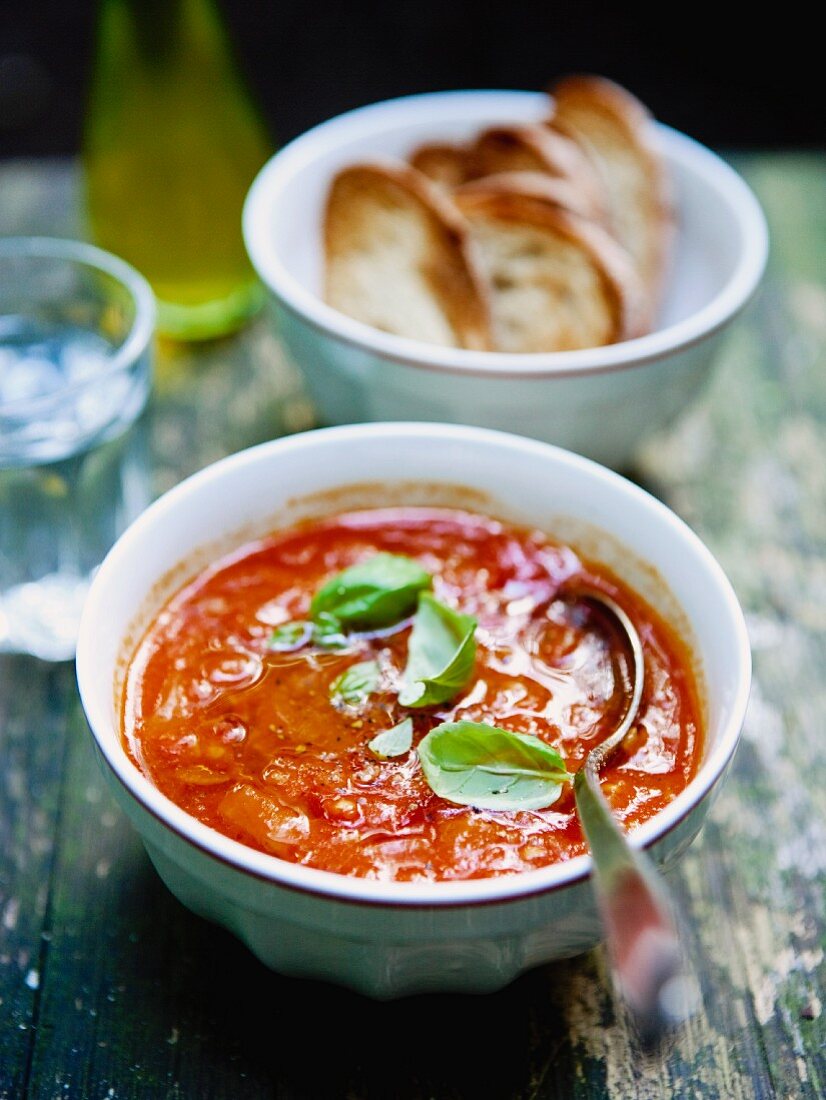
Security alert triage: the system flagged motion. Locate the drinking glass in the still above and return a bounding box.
[0,237,155,660]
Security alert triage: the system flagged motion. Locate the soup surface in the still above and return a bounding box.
[122,507,702,881]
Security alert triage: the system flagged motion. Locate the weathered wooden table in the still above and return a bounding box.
[1,156,823,1099]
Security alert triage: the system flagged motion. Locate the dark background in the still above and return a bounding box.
[0,0,821,158]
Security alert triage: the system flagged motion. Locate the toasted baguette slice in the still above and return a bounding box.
[470,124,608,223]
[454,185,646,353]
[549,74,673,318]
[408,141,474,189]
[324,160,492,350]
[456,171,599,223]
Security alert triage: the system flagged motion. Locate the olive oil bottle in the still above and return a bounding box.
[83,0,272,340]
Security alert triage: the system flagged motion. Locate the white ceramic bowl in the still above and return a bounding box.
[76,423,750,998]
[243,91,768,469]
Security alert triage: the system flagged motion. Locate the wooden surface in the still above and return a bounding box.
[1,155,824,1099]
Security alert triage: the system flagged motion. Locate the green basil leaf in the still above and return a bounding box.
[268,621,313,652]
[368,717,414,760]
[417,720,571,810]
[399,592,476,707]
[330,659,381,706]
[310,553,431,630]
[312,612,349,650]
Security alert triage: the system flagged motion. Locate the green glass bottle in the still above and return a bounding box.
[83,0,273,341]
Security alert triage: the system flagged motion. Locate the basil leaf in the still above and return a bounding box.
[330,659,381,705]
[368,717,413,760]
[268,621,313,652]
[417,720,571,811]
[313,612,349,650]
[399,593,476,707]
[310,553,431,630]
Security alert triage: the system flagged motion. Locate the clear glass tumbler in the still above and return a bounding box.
[0,238,155,660]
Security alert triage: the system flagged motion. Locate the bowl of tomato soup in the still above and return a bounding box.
[76,423,750,997]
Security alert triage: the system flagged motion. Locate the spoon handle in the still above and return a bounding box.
[574,768,699,1045]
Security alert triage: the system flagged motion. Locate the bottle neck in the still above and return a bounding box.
[129,0,183,62]
[103,0,221,65]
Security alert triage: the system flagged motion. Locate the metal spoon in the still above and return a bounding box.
[566,587,700,1046]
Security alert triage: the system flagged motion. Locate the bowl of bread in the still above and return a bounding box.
[243,78,767,467]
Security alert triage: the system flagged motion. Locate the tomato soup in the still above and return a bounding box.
[122,508,702,881]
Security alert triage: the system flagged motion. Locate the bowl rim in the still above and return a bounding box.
[243,89,768,380]
[76,422,752,909]
[0,236,156,414]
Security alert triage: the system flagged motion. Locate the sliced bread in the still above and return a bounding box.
[454,184,646,353]
[408,141,474,189]
[324,160,493,350]
[549,75,673,318]
[470,124,608,223]
[456,170,599,223]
